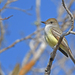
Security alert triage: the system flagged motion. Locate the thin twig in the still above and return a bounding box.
[0,28,44,53]
[6,7,32,15]
[0,0,17,12]
[0,15,13,20]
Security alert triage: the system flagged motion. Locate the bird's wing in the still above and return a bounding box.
[51,27,75,63]
[51,27,71,57]
[51,27,69,49]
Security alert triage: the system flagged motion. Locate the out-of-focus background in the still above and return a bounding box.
[0,0,75,75]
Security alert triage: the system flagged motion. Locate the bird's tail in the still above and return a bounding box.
[68,49,75,64]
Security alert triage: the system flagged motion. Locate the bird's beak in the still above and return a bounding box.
[41,21,46,24]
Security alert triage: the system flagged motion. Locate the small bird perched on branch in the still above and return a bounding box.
[41,18,75,64]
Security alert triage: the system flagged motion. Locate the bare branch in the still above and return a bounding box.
[6,7,32,15]
[62,0,74,32]
[0,0,18,12]
[22,40,40,67]
[45,0,74,75]
[0,17,4,47]
[0,15,13,20]
[36,0,41,25]
[19,41,46,75]
[70,31,75,34]
[45,33,65,75]
[0,28,44,53]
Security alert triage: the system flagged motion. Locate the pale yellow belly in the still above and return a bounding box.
[45,33,67,52]
[45,33,58,47]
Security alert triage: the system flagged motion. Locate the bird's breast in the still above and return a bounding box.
[44,25,58,47]
[45,25,52,34]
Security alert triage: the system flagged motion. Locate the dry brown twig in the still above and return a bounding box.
[0,15,13,47]
[0,28,44,53]
[0,0,18,12]
[45,0,75,75]
[0,15,13,20]
[0,0,32,15]
[57,0,75,31]
[6,7,32,15]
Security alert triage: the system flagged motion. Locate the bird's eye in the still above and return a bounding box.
[50,21,53,24]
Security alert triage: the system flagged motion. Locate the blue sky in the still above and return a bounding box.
[0,0,75,75]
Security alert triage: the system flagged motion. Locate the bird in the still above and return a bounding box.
[41,18,75,64]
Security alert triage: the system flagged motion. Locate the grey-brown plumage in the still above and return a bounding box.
[41,18,75,64]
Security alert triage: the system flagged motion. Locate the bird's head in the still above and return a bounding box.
[41,18,59,27]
